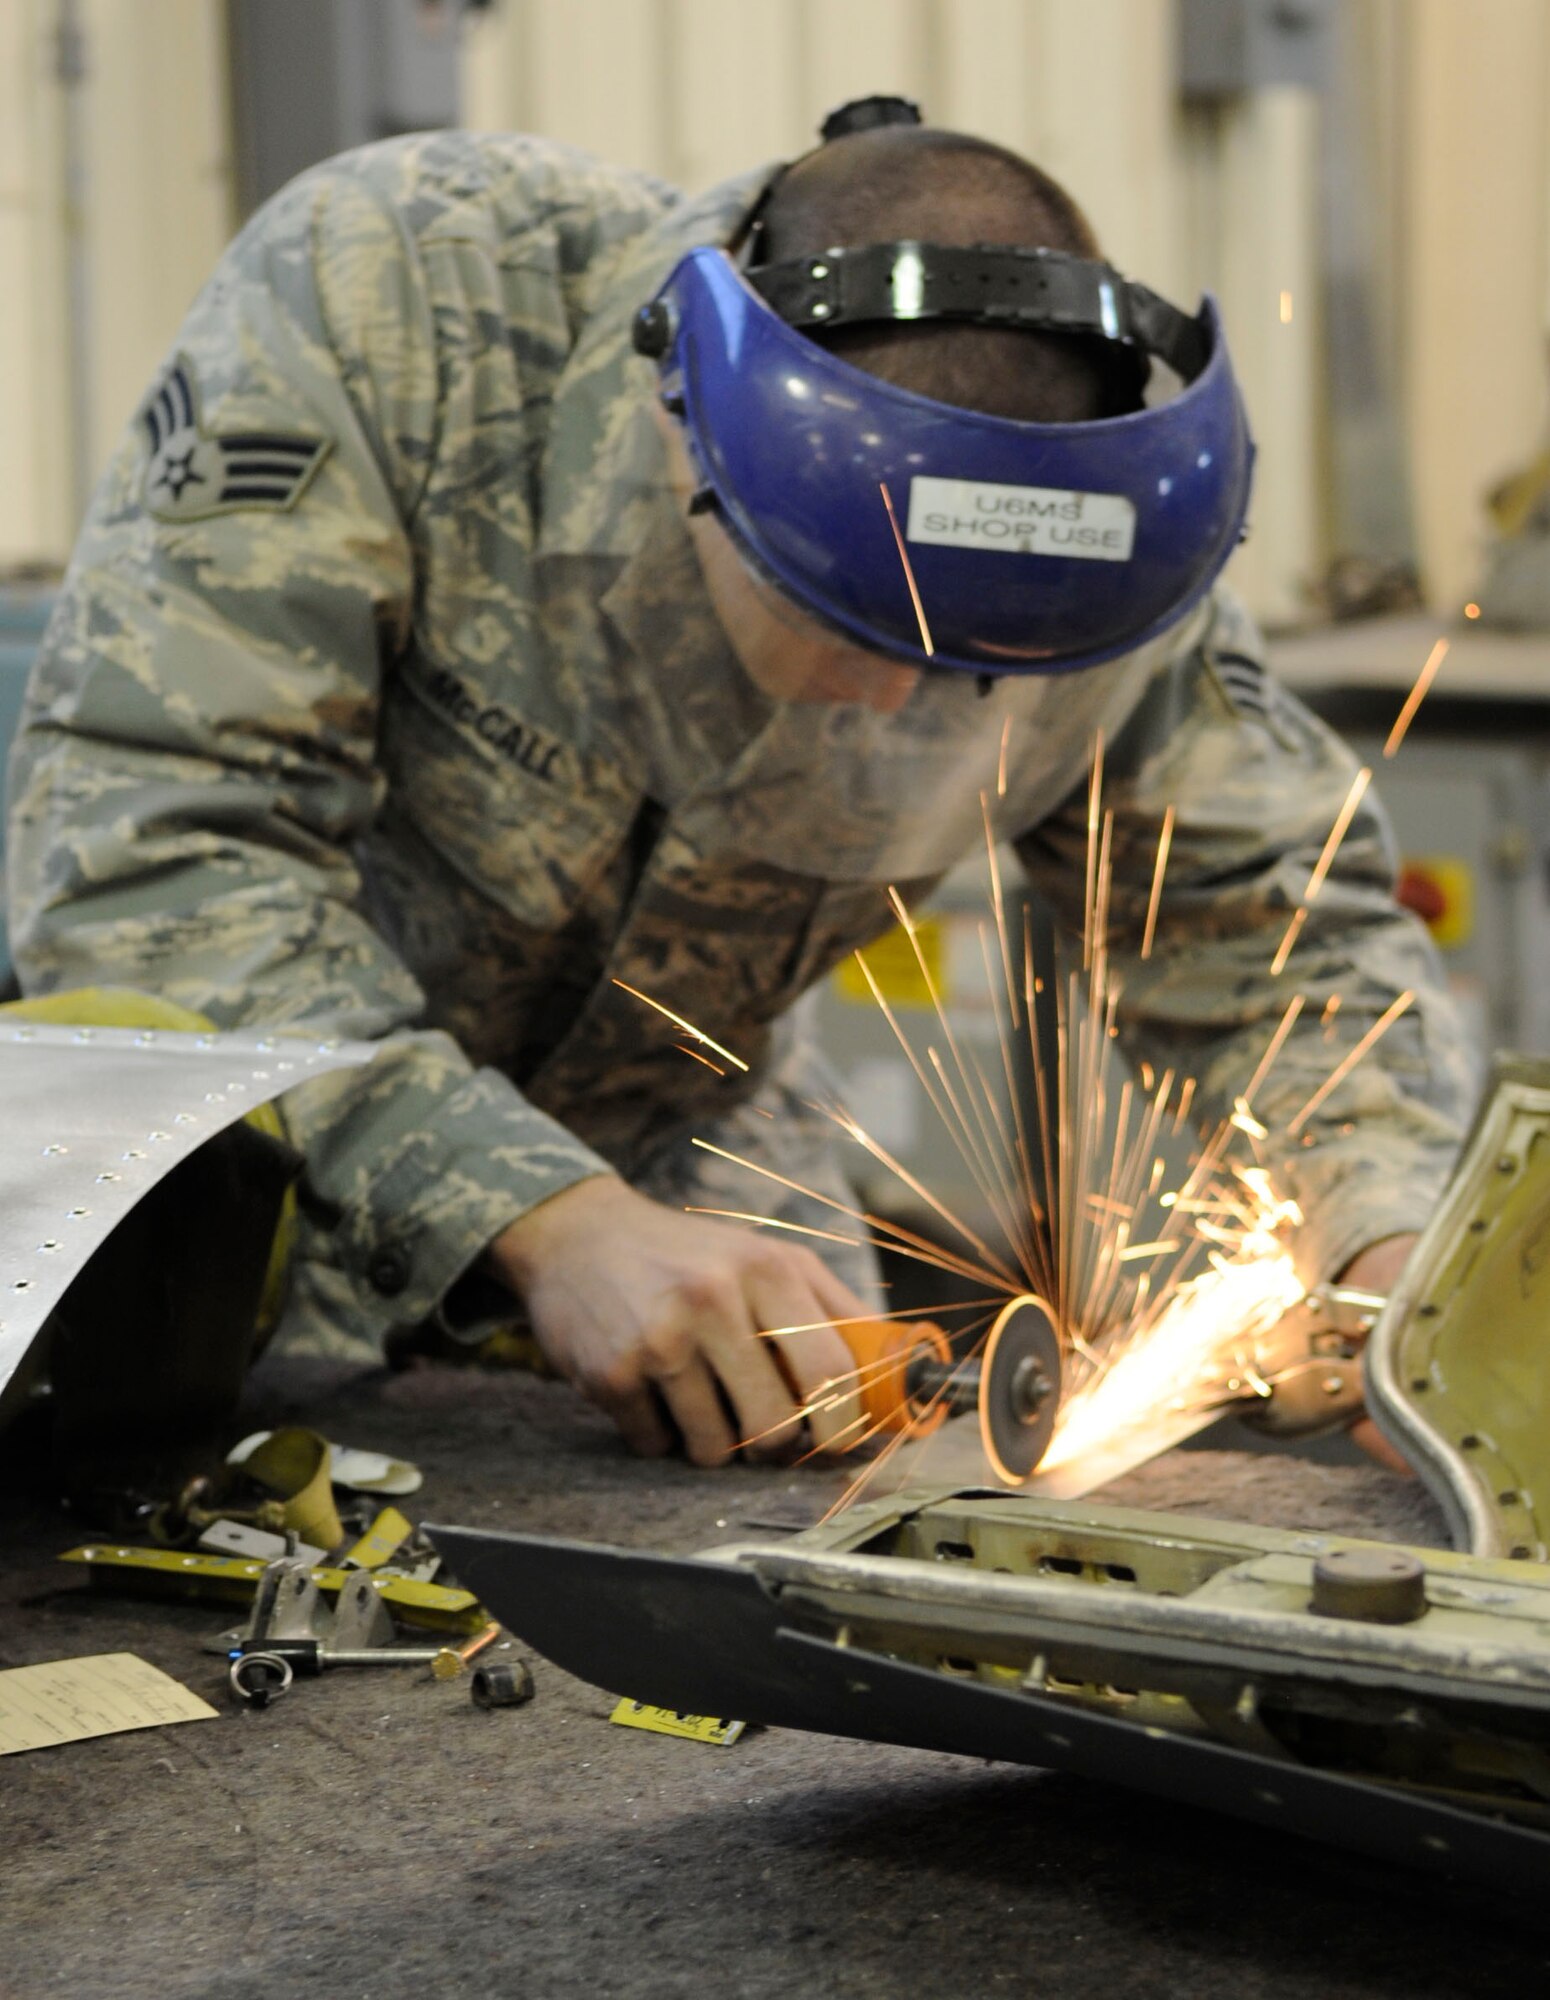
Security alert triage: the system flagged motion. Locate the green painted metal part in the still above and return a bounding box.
[1366,1056,1550,1561]
[707,1489,1550,1828]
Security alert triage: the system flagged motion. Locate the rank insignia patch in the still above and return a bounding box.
[141,356,331,522]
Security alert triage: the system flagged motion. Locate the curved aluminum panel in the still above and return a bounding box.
[0,1022,376,1402]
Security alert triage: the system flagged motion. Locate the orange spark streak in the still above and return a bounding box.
[1269,767,1372,975]
[612,980,749,1071]
[1083,733,1105,971]
[754,1300,1001,1340]
[1239,992,1305,1108]
[1140,805,1176,961]
[997,715,1012,798]
[1383,638,1449,759]
[674,1043,726,1076]
[879,482,935,656]
[685,1208,869,1250]
[1287,990,1416,1135]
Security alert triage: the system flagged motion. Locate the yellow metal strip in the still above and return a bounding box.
[343,1507,412,1570]
[609,1698,745,1745]
[58,1544,487,1633]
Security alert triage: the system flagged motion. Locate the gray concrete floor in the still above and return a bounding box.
[3,1356,1546,1999]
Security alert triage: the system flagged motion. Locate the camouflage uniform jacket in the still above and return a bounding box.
[6,134,1479,1355]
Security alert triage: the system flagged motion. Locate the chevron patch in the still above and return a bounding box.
[140,356,332,523]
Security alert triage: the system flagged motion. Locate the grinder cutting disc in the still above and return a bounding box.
[979,1295,1062,1484]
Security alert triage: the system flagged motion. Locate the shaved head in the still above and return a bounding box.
[757,127,1137,423]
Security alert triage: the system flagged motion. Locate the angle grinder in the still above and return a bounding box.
[834,1294,1062,1483]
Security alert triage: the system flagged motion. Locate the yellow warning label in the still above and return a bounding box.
[1399,855,1475,951]
[609,1699,746,1745]
[833,920,946,1010]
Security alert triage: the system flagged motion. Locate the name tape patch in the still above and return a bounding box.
[907,476,1135,562]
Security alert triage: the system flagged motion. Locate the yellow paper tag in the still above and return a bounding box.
[0,1653,216,1757]
[609,1698,745,1745]
[833,921,946,1010]
[344,1507,412,1570]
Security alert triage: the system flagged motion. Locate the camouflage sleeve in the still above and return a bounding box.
[1013,589,1483,1287]
[5,150,617,1347]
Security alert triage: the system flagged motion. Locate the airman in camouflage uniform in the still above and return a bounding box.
[5,131,1478,1463]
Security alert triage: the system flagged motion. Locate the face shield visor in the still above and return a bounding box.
[633,243,1255,677]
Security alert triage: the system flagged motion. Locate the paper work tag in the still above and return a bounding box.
[609,1699,745,1745]
[0,1653,217,1756]
[907,476,1135,561]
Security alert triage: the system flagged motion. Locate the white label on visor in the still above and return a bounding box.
[906,476,1135,561]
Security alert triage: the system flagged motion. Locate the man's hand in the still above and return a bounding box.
[485,1177,867,1468]
[1339,1233,1419,1472]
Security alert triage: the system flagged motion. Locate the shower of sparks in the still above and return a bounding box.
[612,979,749,1071]
[879,481,935,657]
[1383,637,1450,759]
[1269,767,1372,975]
[613,720,1429,1496]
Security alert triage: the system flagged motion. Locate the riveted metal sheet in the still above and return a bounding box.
[0,1023,377,1402]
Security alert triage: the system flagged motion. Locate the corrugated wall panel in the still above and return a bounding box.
[0,3,73,567]
[0,0,234,571]
[1403,0,1550,609]
[79,0,235,492]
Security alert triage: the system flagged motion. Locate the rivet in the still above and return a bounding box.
[95,1172,121,1184]
[811,301,831,319]
[42,1143,67,1156]
[810,261,829,279]
[1497,1155,1517,1174]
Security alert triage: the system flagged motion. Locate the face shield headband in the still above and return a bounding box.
[633,244,1255,676]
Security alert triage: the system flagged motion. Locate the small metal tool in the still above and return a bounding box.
[431,1620,502,1681]
[470,1659,534,1708]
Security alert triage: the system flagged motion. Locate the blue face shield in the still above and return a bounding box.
[633,245,1255,677]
